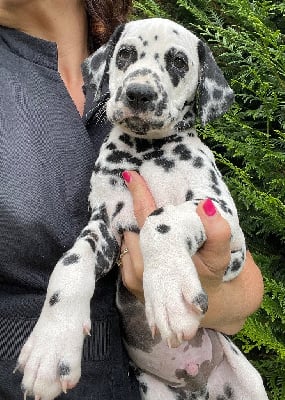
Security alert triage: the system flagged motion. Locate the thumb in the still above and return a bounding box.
[196,199,231,275]
[122,171,156,229]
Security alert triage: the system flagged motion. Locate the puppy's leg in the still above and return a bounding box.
[140,202,208,346]
[17,203,119,400]
[207,333,268,400]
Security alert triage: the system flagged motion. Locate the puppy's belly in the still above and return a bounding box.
[124,327,223,387]
[117,278,223,387]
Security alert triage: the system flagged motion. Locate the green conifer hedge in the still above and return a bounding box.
[132,1,285,398]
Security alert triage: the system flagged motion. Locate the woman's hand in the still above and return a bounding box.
[120,171,264,334]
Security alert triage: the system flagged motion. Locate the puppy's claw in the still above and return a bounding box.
[177,332,183,344]
[61,379,68,394]
[13,363,20,374]
[167,338,172,349]
[83,323,91,336]
[23,391,28,400]
[151,325,157,339]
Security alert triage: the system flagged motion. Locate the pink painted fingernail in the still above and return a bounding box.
[203,198,216,216]
[122,171,132,183]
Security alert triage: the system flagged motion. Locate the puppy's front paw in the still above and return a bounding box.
[16,300,91,400]
[143,262,207,347]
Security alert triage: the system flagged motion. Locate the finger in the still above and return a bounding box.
[122,171,156,228]
[120,233,144,302]
[123,232,144,281]
[195,199,231,276]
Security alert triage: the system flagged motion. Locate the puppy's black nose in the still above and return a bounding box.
[126,83,157,111]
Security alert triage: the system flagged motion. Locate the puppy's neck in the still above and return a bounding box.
[111,126,198,153]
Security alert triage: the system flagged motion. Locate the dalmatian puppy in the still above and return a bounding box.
[17,18,268,400]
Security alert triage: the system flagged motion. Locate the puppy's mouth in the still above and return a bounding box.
[122,116,164,135]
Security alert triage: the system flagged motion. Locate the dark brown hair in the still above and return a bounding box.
[84,0,132,49]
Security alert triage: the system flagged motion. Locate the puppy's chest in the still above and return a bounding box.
[97,130,220,207]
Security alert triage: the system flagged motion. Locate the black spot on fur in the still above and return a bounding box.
[109,177,117,186]
[62,253,79,266]
[143,149,164,160]
[185,190,194,201]
[230,258,242,272]
[49,291,60,306]
[212,185,222,195]
[140,52,146,59]
[218,199,233,215]
[140,382,148,394]
[213,88,223,100]
[135,138,154,153]
[119,133,134,147]
[195,230,205,248]
[91,204,110,225]
[112,201,124,219]
[209,170,221,194]
[99,223,120,261]
[115,86,123,102]
[93,163,101,173]
[210,169,218,185]
[187,239,192,251]
[96,250,110,272]
[128,225,140,234]
[107,150,142,166]
[80,233,96,250]
[172,384,209,399]
[106,142,117,150]
[85,238,96,252]
[58,362,71,377]
[193,156,204,168]
[224,384,234,398]
[134,135,182,153]
[99,223,113,248]
[149,207,164,217]
[173,144,192,160]
[156,224,171,233]
[80,230,99,242]
[193,291,208,314]
[175,108,196,131]
[101,166,125,178]
[154,157,175,171]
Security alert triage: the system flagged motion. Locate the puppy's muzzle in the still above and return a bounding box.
[125,83,157,112]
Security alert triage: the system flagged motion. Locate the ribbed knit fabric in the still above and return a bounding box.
[0,26,140,399]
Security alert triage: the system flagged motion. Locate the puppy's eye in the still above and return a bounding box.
[116,45,138,70]
[173,54,188,70]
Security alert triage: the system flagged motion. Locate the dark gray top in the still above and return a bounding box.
[0,25,140,399]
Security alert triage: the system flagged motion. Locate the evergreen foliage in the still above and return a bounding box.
[133,1,285,398]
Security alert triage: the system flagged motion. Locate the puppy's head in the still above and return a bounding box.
[83,18,234,139]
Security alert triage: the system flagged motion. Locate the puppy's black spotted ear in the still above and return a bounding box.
[197,40,234,125]
[82,24,125,105]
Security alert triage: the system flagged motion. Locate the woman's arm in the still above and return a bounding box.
[120,171,264,335]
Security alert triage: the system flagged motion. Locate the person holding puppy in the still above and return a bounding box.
[0,0,264,399]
